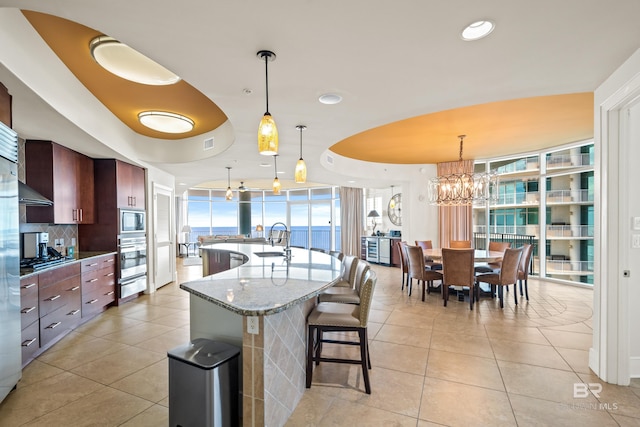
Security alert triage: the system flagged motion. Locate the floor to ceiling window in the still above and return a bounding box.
[474,140,595,285]
[180,187,341,251]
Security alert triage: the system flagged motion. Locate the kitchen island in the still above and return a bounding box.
[180,244,342,427]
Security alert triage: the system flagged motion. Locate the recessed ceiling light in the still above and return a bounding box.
[461,20,495,41]
[90,36,181,85]
[259,162,271,167]
[138,111,194,133]
[318,93,343,105]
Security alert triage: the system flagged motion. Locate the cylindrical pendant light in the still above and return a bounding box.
[294,125,307,183]
[257,50,278,155]
[272,155,281,195]
[225,167,233,201]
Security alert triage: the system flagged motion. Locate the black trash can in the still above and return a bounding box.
[168,338,240,427]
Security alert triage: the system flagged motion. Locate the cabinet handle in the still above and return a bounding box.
[21,282,37,289]
[46,322,62,329]
[70,286,80,291]
[88,278,99,283]
[68,309,80,316]
[72,209,77,221]
[87,262,98,267]
[105,258,114,263]
[132,196,136,206]
[106,272,114,277]
[21,307,36,314]
[46,294,61,301]
[106,291,115,296]
[22,338,37,347]
[87,299,99,304]
[79,208,83,222]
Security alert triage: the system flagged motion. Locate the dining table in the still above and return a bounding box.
[423,248,505,263]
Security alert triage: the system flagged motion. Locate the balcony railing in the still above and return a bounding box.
[546,189,593,203]
[546,259,594,274]
[546,224,594,238]
[547,152,593,168]
[492,191,540,206]
[474,225,539,236]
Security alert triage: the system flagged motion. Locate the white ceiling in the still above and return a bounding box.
[1,1,639,191]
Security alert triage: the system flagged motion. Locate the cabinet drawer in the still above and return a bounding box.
[21,320,40,365]
[39,276,81,317]
[82,281,116,318]
[38,263,81,287]
[20,277,39,330]
[81,266,115,295]
[40,301,82,347]
[81,254,116,274]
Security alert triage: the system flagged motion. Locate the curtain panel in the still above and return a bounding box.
[339,186,363,257]
[437,160,474,248]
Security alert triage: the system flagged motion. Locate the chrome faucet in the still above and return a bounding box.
[268,222,291,258]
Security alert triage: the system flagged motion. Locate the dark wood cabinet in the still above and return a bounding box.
[360,237,367,260]
[80,254,116,318]
[20,277,39,366]
[38,263,82,348]
[116,160,146,209]
[0,82,11,128]
[25,140,95,224]
[390,238,401,267]
[79,159,146,252]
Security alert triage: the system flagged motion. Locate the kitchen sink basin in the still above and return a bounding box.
[254,251,285,257]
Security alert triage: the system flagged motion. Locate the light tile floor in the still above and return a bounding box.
[1,259,639,426]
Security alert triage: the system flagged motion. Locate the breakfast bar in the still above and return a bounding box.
[180,244,342,427]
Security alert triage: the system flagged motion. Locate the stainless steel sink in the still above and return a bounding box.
[254,251,285,257]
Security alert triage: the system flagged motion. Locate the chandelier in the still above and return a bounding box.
[294,125,307,183]
[427,135,498,206]
[257,50,278,155]
[225,167,233,201]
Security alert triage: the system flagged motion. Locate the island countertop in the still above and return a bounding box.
[179,243,342,316]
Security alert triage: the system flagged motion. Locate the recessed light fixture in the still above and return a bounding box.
[138,111,194,133]
[90,36,181,85]
[318,93,342,105]
[461,20,495,41]
[259,162,271,168]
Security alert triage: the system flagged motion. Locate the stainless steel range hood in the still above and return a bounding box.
[18,180,53,206]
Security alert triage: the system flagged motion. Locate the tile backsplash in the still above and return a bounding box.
[18,137,78,255]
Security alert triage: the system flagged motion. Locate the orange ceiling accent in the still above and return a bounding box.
[330,92,594,164]
[22,10,227,140]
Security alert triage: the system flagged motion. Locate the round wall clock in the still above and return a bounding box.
[388,193,402,226]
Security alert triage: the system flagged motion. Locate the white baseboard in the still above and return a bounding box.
[630,356,640,378]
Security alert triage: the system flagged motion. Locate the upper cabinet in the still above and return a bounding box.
[25,140,95,224]
[0,82,11,128]
[116,160,146,209]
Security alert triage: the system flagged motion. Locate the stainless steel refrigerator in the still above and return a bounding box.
[0,121,21,403]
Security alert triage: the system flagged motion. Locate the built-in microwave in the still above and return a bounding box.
[119,209,146,234]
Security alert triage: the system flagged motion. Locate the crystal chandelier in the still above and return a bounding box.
[427,135,498,206]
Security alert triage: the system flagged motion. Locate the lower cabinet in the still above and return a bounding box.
[19,252,116,367]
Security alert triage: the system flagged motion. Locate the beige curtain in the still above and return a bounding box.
[438,160,473,248]
[339,186,363,257]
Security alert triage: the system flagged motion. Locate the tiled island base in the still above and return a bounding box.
[190,295,316,426]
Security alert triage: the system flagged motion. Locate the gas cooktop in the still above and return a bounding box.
[20,256,68,270]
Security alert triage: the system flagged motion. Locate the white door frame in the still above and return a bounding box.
[151,182,175,292]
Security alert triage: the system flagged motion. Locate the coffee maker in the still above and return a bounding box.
[22,232,49,259]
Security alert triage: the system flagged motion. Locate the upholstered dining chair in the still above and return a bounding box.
[517,244,534,300]
[415,240,442,270]
[475,241,511,273]
[441,248,476,309]
[333,255,358,288]
[475,247,523,308]
[318,260,370,304]
[449,240,472,248]
[329,250,344,261]
[306,270,377,394]
[397,241,409,290]
[415,240,433,250]
[406,245,443,301]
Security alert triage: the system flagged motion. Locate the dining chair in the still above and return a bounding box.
[475,241,511,273]
[397,241,409,290]
[318,260,370,304]
[415,240,442,270]
[475,247,523,308]
[517,244,534,300]
[441,248,475,309]
[406,245,443,302]
[306,270,377,394]
[449,240,472,248]
[329,250,344,261]
[415,240,433,250]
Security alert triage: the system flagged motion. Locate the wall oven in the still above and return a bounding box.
[119,209,146,234]
[118,235,147,298]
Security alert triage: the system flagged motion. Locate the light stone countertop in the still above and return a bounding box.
[179,243,342,316]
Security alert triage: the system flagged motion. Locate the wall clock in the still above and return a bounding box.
[388,193,402,226]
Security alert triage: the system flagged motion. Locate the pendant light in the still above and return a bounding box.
[257,50,278,155]
[225,167,233,201]
[389,185,396,209]
[294,124,307,183]
[272,155,281,195]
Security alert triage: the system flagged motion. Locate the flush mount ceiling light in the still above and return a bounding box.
[257,50,279,155]
[318,93,342,105]
[225,167,233,201]
[427,135,498,206]
[272,155,281,195]
[90,36,181,85]
[294,125,307,183]
[138,111,194,133]
[461,20,495,41]
[238,182,247,192]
